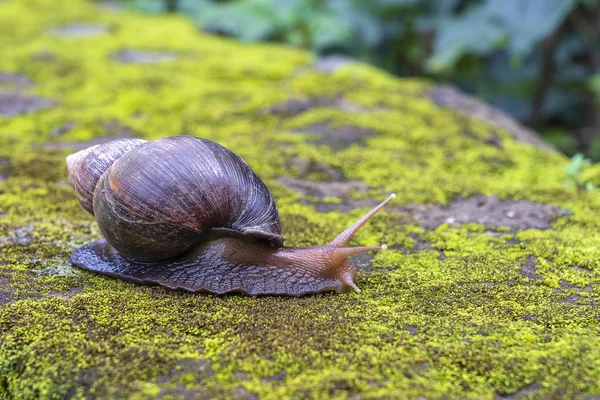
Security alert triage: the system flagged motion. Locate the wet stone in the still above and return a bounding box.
[410,234,435,252]
[428,85,551,150]
[521,315,538,321]
[485,131,503,149]
[520,256,542,280]
[1,226,34,246]
[405,195,571,230]
[405,325,419,336]
[484,231,509,238]
[351,253,376,273]
[311,198,398,214]
[559,293,594,305]
[51,24,107,38]
[559,280,592,293]
[285,157,346,182]
[572,265,594,274]
[313,55,353,73]
[31,51,58,62]
[277,176,367,199]
[50,121,76,137]
[111,49,176,64]
[234,387,258,400]
[104,121,138,136]
[296,121,374,150]
[495,383,542,400]
[264,97,365,118]
[312,200,373,214]
[263,371,287,383]
[43,123,139,150]
[98,1,123,11]
[0,158,9,181]
[265,98,314,118]
[0,277,14,305]
[0,91,57,117]
[0,72,32,87]
[157,359,214,384]
[47,286,84,300]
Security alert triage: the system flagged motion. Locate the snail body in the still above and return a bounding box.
[67,136,394,296]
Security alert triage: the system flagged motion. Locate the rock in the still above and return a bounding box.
[520,256,542,280]
[42,122,139,150]
[0,72,32,88]
[0,158,9,181]
[428,85,552,149]
[295,121,374,149]
[495,383,541,400]
[0,91,57,117]
[404,195,572,230]
[263,97,365,118]
[111,49,176,64]
[264,98,314,118]
[50,23,107,38]
[313,55,353,73]
[0,0,598,398]
[284,157,346,182]
[277,176,368,199]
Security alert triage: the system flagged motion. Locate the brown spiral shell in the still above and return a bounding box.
[67,136,283,262]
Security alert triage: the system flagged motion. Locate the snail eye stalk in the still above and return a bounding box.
[330,193,396,248]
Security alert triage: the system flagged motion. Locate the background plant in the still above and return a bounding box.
[564,153,596,191]
[105,0,600,160]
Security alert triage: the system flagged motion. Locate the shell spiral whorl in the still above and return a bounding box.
[66,138,146,215]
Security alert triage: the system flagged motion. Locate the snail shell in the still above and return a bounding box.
[68,136,282,262]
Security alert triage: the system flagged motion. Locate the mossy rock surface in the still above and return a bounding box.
[1,1,600,399]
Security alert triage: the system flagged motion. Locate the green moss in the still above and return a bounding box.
[1,0,600,398]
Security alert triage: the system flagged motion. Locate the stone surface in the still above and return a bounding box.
[264,97,365,118]
[50,23,107,38]
[0,72,32,87]
[295,121,374,149]
[0,158,8,181]
[313,55,353,73]
[428,85,552,149]
[1,0,599,399]
[284,157,345,182]
[43,122,138,150]
[404,195,572,230]
[0,91,57,117]
[111,49,176,64]
[277,176,368,199]
[520,256,542,280]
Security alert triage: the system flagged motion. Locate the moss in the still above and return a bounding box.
[1,0,600,398]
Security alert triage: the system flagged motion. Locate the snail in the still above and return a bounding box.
[67,136,395,296]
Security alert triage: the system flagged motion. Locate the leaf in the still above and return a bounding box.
[589,74,600,99]
[585,181,595,191]
[427,0,578,71]
[495,0,577,56]
[128,0,167,13]
[195,0,280,42]
[426,4,506,71]
[308,13,352,52]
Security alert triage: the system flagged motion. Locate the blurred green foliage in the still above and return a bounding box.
[107,0,600,159]
[564,153,596,191]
